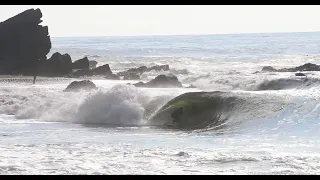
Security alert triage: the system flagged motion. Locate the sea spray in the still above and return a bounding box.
[73,84,149,125]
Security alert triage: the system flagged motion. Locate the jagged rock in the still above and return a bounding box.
[89,60,98,69]
[104,73,120,80]
[133,75,182,88]
[37,52,72,76]
[0,8,51,75]
[123,73,140,80]
[64,80,96,92]
[72,57,89,70]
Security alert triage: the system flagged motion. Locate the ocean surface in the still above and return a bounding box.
[1,32,320,174]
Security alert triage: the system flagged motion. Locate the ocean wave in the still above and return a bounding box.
[148,91,289,130]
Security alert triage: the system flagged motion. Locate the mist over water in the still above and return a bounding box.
[1,32,320,174]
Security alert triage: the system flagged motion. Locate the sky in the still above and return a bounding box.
[0,5,320,37]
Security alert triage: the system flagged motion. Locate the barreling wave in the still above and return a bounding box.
[148,91,289,130]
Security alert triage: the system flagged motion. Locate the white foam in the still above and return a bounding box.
[73,84,149,125]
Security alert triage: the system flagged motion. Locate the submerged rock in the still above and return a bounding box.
[133,75,182,88]
[295,72,306,76]
[64,80,96,92]
[123,72,140,80]
[104,73,120,80]
[261,66,278,72]
[117,65,170,77]
[70,63,112,77]
[117,66,147,76]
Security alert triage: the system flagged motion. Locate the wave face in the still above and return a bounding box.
[148,91,290,130]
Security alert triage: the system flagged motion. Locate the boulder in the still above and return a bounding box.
[0,8,51,75]
[123,72,140,80]
[104,73,120,80]
[89,60,98,69]
[133,75,182,88]
[72,57,89,70]
[64,80,96,92]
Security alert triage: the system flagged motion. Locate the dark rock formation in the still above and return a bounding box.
[295,72,306,76]
[0,8,51,75]
[104,73,120,80]
[260,63,320,73]
[117,65,170,77]
[123,72,140,80]
[71,64,112,77]
[37,52,72,76]
[72,57,89,70]
[89,60,98,69]
[133,75,182,88]
[64,80,96,92]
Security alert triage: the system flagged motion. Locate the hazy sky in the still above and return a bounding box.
[0,5,320,37]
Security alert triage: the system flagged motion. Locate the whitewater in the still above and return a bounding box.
[1,32,320,174]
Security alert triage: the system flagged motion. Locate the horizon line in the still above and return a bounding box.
[50,30,320,38]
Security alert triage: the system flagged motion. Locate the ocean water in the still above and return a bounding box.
[1,32,320,174]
